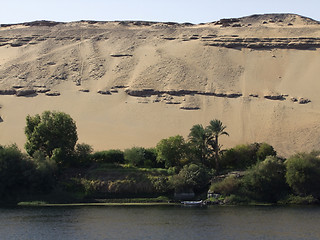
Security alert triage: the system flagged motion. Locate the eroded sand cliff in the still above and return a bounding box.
[1,14,320,156]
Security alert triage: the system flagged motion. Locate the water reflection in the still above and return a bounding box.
[1,206,320,240]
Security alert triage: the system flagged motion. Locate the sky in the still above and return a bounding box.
[1,0,320,24]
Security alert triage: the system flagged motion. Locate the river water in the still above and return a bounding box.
[1,205,320,240]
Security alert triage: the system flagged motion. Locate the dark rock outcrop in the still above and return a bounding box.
[291,97,298,102]
[45,91,60,96]
[12,85,25,89]
[264,95,286,101]
[215,18,240,26]
[97,90,111,95]
[0,89,16,95]
[203,37,320,50]
[125,89,242,98]
[180,106,200,110]
[125,89,159,97]
[298,98,311,104]
[79,89,90,93]
[16,89,37,97]
[110,54,133,57]
[36,88,51,93]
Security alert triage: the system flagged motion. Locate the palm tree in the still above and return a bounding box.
[206,119,229,171]
[188,124,210,165]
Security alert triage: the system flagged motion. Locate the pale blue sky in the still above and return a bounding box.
[1,0,319,24]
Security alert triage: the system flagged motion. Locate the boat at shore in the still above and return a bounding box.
[181,200,206,206]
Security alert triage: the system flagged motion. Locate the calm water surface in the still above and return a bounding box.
[1,205,320,240]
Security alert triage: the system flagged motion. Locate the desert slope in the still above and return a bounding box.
[1,14,320,156]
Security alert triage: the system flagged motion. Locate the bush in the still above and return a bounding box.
[224,194,250,205]
[210,175,240,196]
[0,145,36,202]
[124,147,158,168]
[92,149,124,164]
[150,176,170,193]
[242,156,288,202]
[25,111,78,159]
[170,163,209,193]
[279,195,319,205]
[75,143,93,166]
[285,152,320,198]
[156,135,189,168]
[220,143,260,170]
[256,143,277,161]
[31,151,57,193]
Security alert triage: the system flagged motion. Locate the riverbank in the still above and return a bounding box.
[17,201,179,207]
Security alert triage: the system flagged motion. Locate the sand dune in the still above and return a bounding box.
[1,14,320,156]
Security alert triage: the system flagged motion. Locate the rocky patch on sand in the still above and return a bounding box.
[203,37,320,50]
[125,89,242,98]
[45,91,60,96]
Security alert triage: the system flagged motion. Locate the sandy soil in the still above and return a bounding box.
[1,14,320,157]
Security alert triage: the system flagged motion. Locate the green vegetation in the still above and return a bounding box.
[25,111,78,166]
[241,156,288,203]
[170,163,210,193]
[188,120,229,169]
[285,152,320,198]
[0,144,56,203]
[91,149,124,164]
[220,143,276,170]
[124,147,158,168]
[1,110,320,205]
[206,119,229,170]
[156,135,189,168]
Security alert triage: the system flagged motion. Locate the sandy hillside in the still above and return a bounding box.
[1,14,320,157]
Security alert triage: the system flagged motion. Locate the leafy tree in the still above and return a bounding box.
[31,150,57,193]
[188,120,229,169]
[256,143,277,161]
[242,156,288,202]
[25,111,78,159]
[170,163,209,193]
[210,175,241,196]
[285,152,320,197]
[143,148,159,168]
[0,145,35,202]
[206,119,229,171]
[220,143,260,170]
[124,147,158,168]
[91,149,124,164]
[188,124,211,165]
[75,143,94,166]
[156,135,189,168]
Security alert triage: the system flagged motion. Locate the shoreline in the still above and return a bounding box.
[17,201,180,207]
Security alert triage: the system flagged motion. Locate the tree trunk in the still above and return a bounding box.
[215,135,219,171]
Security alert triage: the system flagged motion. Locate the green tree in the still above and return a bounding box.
[75,143,93,166]
[242,156,288,202]
[206,119,229,171]
[285,152,320,197]
[256,142,277,161]
[220,143,260,170]
[0,145,35,203]
[31,150,57,193]
[124,147,157,168]
[91,149,124,164]
[25,111,78,159]
[156,135,189,168]
[210,175,241,196]
[188,124,210,165]
[170,163,209,193]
